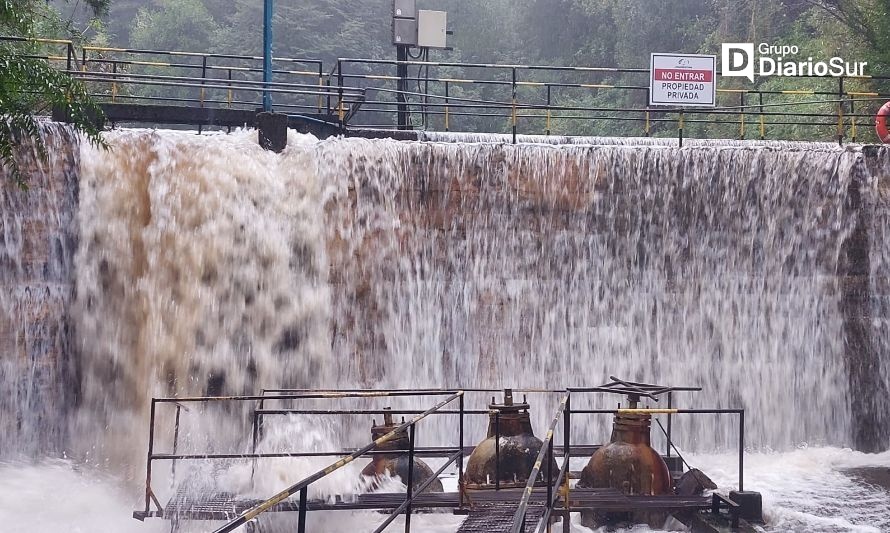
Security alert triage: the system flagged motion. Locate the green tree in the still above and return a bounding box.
[1,0,105,187]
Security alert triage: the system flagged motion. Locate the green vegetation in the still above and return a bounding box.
[1,0,105,187]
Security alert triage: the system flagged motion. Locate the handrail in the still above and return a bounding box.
[212,391,464,533]
[509,394,568,533]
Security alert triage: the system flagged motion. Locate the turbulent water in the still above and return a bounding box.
[2,126,890,532]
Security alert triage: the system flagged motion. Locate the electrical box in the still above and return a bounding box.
[392,17,417,46]
[417,10,447,49]
[393,0,416,19]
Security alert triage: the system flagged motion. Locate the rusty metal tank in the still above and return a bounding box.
[580,411,671,495]
[360,409,443,493]
[464,389,557,488]
[579,404,672,527]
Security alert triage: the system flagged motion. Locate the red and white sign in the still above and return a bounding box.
[649,53,716,107]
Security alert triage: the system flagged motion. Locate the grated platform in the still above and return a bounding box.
[456,503,545,533]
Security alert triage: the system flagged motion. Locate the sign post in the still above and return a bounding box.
[649,53,716,107]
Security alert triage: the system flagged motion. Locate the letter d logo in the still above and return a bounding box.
[722,43,754,82]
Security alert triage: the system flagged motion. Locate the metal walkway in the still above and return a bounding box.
[457,503,545,533]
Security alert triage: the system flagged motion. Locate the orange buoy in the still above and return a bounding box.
[875,101,890,143]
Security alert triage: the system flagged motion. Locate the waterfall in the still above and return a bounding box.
[0,123,79,458]
[3,126,889,472]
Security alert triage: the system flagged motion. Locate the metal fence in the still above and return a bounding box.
[7,35,890,143]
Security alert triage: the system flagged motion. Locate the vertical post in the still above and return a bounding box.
[111,62,118,103]
[144,399,156,513]
[758,92,765,140]
[337,60,345,125]
[200,55,207,108]
[495,411,501,490]
[227,68,233,108]
[562,395,571,533]
[66,43,72,72]
[458,392,464,489]
[739,92,746,140]
[511,67,517,144]
[666,392,672,457]
[262,0,273,112]
[445,81,450,132]
[546,84,552,136]
[678,110,684,148]
[317,63,324,113]
[645,88,651,137]
[546,435,554,507]
[405,424,416,533]
[739,410,745,492]
[396,46,410,129]
[297,487,308,533]
[850,95,857,143]
[171,404,182,481]
[837,76,845,145]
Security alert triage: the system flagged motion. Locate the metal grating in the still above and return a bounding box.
[457,503,545,533]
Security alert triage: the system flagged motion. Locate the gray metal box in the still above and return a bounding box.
[417,10,447,49]
[392,17,417,46]
[393,0,416,19]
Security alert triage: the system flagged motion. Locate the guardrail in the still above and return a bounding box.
[7,34,889,142]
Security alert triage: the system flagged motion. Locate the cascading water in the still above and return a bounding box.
[0,123,79,458]
[2,126,890,532]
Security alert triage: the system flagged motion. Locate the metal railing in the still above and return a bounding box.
[213,391,465,533]
[7,34,890,142]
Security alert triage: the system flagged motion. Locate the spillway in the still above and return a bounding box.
[2,125,890,531]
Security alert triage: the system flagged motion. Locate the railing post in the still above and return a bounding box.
[66,43,72,72]
[758,92,765,140]
[739,409,745,492]
[444,81,450,132]
[337,59,345,125]
[317,63,324,113]
[837,76,845,145]
[546,84,552,136]
[297,486,308,533]
[171,404,182,482]
[200,55,207,108]
[495,411,501,490]
[666,391,672,457]
[227,68,233,108]
[678,110,684,148]
[111,61,118,102]
[405,424,416,533]
[262,0,273,112]
[739,92,746,140]
[458,391,464,490]
[144,399,156,513]
[563,395,571,533]
[511,67,517,144]
[546,435,554,511]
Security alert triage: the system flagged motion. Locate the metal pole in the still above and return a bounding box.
[666,392,672,457]
[458,393,464,487]
[495,411,501,490]
[511,67,517,144]
[396,46,409,129]
[445,81,450,132]
[405,424,416,533]
[171,404,182,481]
[144,400,156,513]
[546,85,552,136]
[678,110,684,148]
[297,487,307,533]
[563,395,570,533]
[739,410,745,492]
[262,0,273,112]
